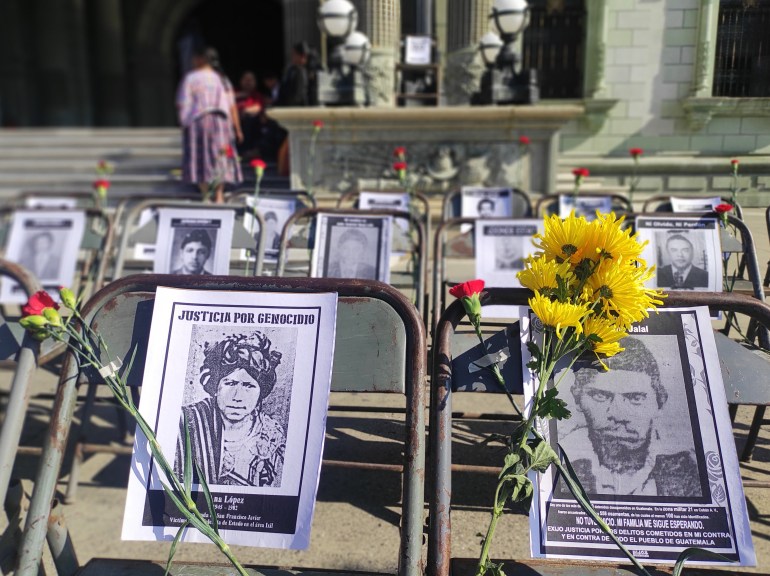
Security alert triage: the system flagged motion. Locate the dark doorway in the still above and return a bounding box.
[176,0,285,92]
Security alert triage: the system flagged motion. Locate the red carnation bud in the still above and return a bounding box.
[519,135,531,146]
[449,279,485,300]
[629,147,643,158]
[731,159,739,166]
[393,146,406,159]
[714,203,733,214]
[393,161,407,172]
[572,167,590,179]
[22,290,59,318]
[312,119,324,129]
[92,179,110,190]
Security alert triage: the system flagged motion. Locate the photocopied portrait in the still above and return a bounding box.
[326,227,378,280]
[554,336,703,499]
[18,230,63,280]
[243,196,297,262]
[460,187,513,220]
[655,231,709,289]
[171,228,216,275]
[174,329,290,487]
[494,235,525,271]
[474,220,542,288]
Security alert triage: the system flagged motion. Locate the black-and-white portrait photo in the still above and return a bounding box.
[326,226,378,280]
[558,195,612,221]
[655,231,709,289]
[174,328,293,488]
[170,228,217,275]
[554,336,704,499]
[18,230,63,280]
[461,187,513,221]
[477,197,496,218]
[494,235,525,271]
[244,197,297,262]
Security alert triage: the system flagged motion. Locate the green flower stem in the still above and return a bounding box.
[307,131,319,198]
[50,320,250,576]
[244,173,263,277]
[474,479,508,576]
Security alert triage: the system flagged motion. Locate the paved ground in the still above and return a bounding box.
[2,206,770,574]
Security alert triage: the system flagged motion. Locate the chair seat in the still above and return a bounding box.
[80,559,390,576]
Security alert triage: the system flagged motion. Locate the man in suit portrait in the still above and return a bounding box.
[326,228,377,280]
[477,198,496,218]
[557,337,702,498]
[494,235,525,271]
[172,229,213,275]
[20,231,60,280]
[656,234,708,289]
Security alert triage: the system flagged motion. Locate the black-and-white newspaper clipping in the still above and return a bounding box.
[311,213,392,283]
[154,208,235,276]
[635,216,722,291]
[242,196,297,263]
[559,195,613,221]
[670,196,722,213]
[0,210,86,303]
[122,287,337,548]
[521,307,755,565]
[461,187,513,220]
[474,219,543,287]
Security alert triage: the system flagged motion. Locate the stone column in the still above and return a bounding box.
[89,0,131,125]
[444,0,491,105]
[352,0,400,107]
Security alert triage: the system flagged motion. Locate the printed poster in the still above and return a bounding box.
[153,208,235,276]
[474,219,543,288]
[24,196,78,209]
[0,210,86,303]
[559,195,613,221]
[670,197,722,213]
[635,216,722,291]
[311,213,392,283]
[122,287,338,548]
[242,196,298,263]
[405,35,432,65]
[522,307,755,565]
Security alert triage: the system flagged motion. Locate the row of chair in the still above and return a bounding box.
[3,267,769,576]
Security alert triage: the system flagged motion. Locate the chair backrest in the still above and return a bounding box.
[0,207,113,301]
[428,288,770,576]
[642,194,744,220]
[277,207,428,318]
[227,188,317,210]
[110,200,266,279]
[17,275,426,576]
[441,187,533,221]
[534,193,632,217]
[12,191,98,210]
[0,259,40,514]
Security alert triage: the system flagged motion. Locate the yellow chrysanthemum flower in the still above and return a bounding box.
[534,212,592,265]
[585,212,647,265]
[529,292,590,339]
[586,259,666,328]
[517,258,573,293]
[583,316,626,358]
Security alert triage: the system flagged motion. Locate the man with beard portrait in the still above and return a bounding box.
[556,337,700,498]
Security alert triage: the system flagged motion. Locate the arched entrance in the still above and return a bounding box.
[176,0,285,91]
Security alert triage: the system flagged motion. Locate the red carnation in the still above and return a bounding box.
[629,147,643,158]
[714,203,733,214]
[222,145,235,158]
[572,167,590,179]
[393,161,407,172]
[449,279,485,300]
[312,119,324,129]
[22,290,59,317]
[519,135,531,146]
[250,158,266,170]
[731,159,739,166]
[93,179,110,190]
[393,146,406,158]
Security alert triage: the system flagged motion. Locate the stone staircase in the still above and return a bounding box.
[0,128,287,203]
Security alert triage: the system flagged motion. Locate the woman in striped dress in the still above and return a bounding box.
[177,46,243,203]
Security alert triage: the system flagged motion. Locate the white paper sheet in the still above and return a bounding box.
[0,210,86,303]
[122,287,338,549]
[311,213,393,283]
[522,307,755,565]
[670,196,722,213]
[153,208,235,275]
[133,208,156,261]
[558,195,613,221]
[635,216,723,292]
[405,35,432,65]
[24,197,78,209]
[242,196,298,263]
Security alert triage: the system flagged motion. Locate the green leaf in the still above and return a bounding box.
[488,560,506,576]
[528,440,558,473]
[498,452,521,479]
[525,341,541,363]
[164,520,189,576]
[673,548,735,576]
[195,459,219,535]
[536,388,571,421]
[183,413,193,498]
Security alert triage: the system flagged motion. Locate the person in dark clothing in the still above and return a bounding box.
[277,42,309,107]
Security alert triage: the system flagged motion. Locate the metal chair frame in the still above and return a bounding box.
[534,193,633,217]
[18,275,426,576]
[428,289,770,576]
